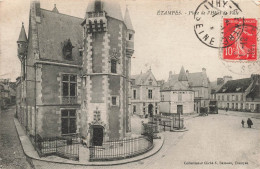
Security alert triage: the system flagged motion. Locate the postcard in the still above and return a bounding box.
[0,0,259,169]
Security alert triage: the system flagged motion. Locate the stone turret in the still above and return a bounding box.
[81,0,134,142]
[124,6,135,57]
[17,22,28,61]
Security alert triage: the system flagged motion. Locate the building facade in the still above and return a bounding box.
[160,66,194,115]
[167,68,210,113]
[216,74,260,113]
[16,0,134,146]
[210,76,232,100]
[131,69,160,117]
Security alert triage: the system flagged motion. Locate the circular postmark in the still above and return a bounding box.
[194,0,244,49]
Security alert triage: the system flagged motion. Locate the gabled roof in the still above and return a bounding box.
[216,78,252,93]
[131,70,156,85]
[178,66,188,81]
[17,23,27,42]
[124,7,134,30]
[86,0,123,21]
[168,71,208,87]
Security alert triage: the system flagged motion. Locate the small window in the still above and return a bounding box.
[161,95,164,101]
[112,96,117,106]
[111,59,117,73]
[143,103,145,106]
[133,90,136,99]
[133,105,136,113]
[143,108,145,113]
[129,33,133,41]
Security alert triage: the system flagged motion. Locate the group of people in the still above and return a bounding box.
[241,118,253,128]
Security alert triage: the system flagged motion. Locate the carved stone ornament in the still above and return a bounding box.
[109,48,120,64]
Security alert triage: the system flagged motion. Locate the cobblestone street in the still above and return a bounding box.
[31,111,260,169]
[0,107,32,169]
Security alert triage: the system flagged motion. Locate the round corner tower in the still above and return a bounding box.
[81,0,134,145]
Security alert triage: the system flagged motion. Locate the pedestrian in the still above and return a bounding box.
[241,120,244,128]
[247,118,253,128]
[226,107,228,112]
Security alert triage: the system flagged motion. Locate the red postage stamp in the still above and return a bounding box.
[223,18,257,61]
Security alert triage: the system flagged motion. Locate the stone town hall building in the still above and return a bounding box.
[16,0,135,146]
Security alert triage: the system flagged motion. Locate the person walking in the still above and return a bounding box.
[247,118,253,128]
[241,120,245,128]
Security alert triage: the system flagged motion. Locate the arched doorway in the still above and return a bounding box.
[91,125,104,146]
[148,104,153,117]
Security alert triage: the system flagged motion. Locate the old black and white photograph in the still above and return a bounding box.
[0,0,259,168]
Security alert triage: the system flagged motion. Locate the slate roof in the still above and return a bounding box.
[178,66,188,81]
[131,70,153,85]
[17,23,27,42]
[86,0,123,21]
[162,81,190,91]
[124,7,134,30]
[216,78,252,93]
[37,9,83,64]
[168,72,209,88]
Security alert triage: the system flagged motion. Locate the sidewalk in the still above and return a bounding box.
[14,118,165,166]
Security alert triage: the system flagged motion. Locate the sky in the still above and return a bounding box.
[0,0,259,82]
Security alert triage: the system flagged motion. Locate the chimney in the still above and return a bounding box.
[217,78,224,85]
[186,70,189,74]
[202,68,206,72]
[223,76,232,83]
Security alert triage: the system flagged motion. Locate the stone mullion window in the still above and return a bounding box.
[148,89,152,99]
[61,110,77,135]
[62,74,77,104]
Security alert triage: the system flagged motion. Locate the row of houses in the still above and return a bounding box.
[0,79,16,111]
[211,74,260,113]
[131,68,260,117]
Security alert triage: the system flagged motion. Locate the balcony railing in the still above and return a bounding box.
[87,11,106,18]
[62,96,77,104]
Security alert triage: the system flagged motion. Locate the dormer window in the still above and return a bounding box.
[95,0,102,12]
[62,39,74,60]
[236,87,241,91]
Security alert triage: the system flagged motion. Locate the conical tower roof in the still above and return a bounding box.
[17,23,27,43]
[52,4,59,13]
[178,66,188,81]
[86,0,123,21]
[124,7,134,30]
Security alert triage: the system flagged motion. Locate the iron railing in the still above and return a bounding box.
[35,134,79,161]
[153,114,184,130]
[89,135,153,161]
